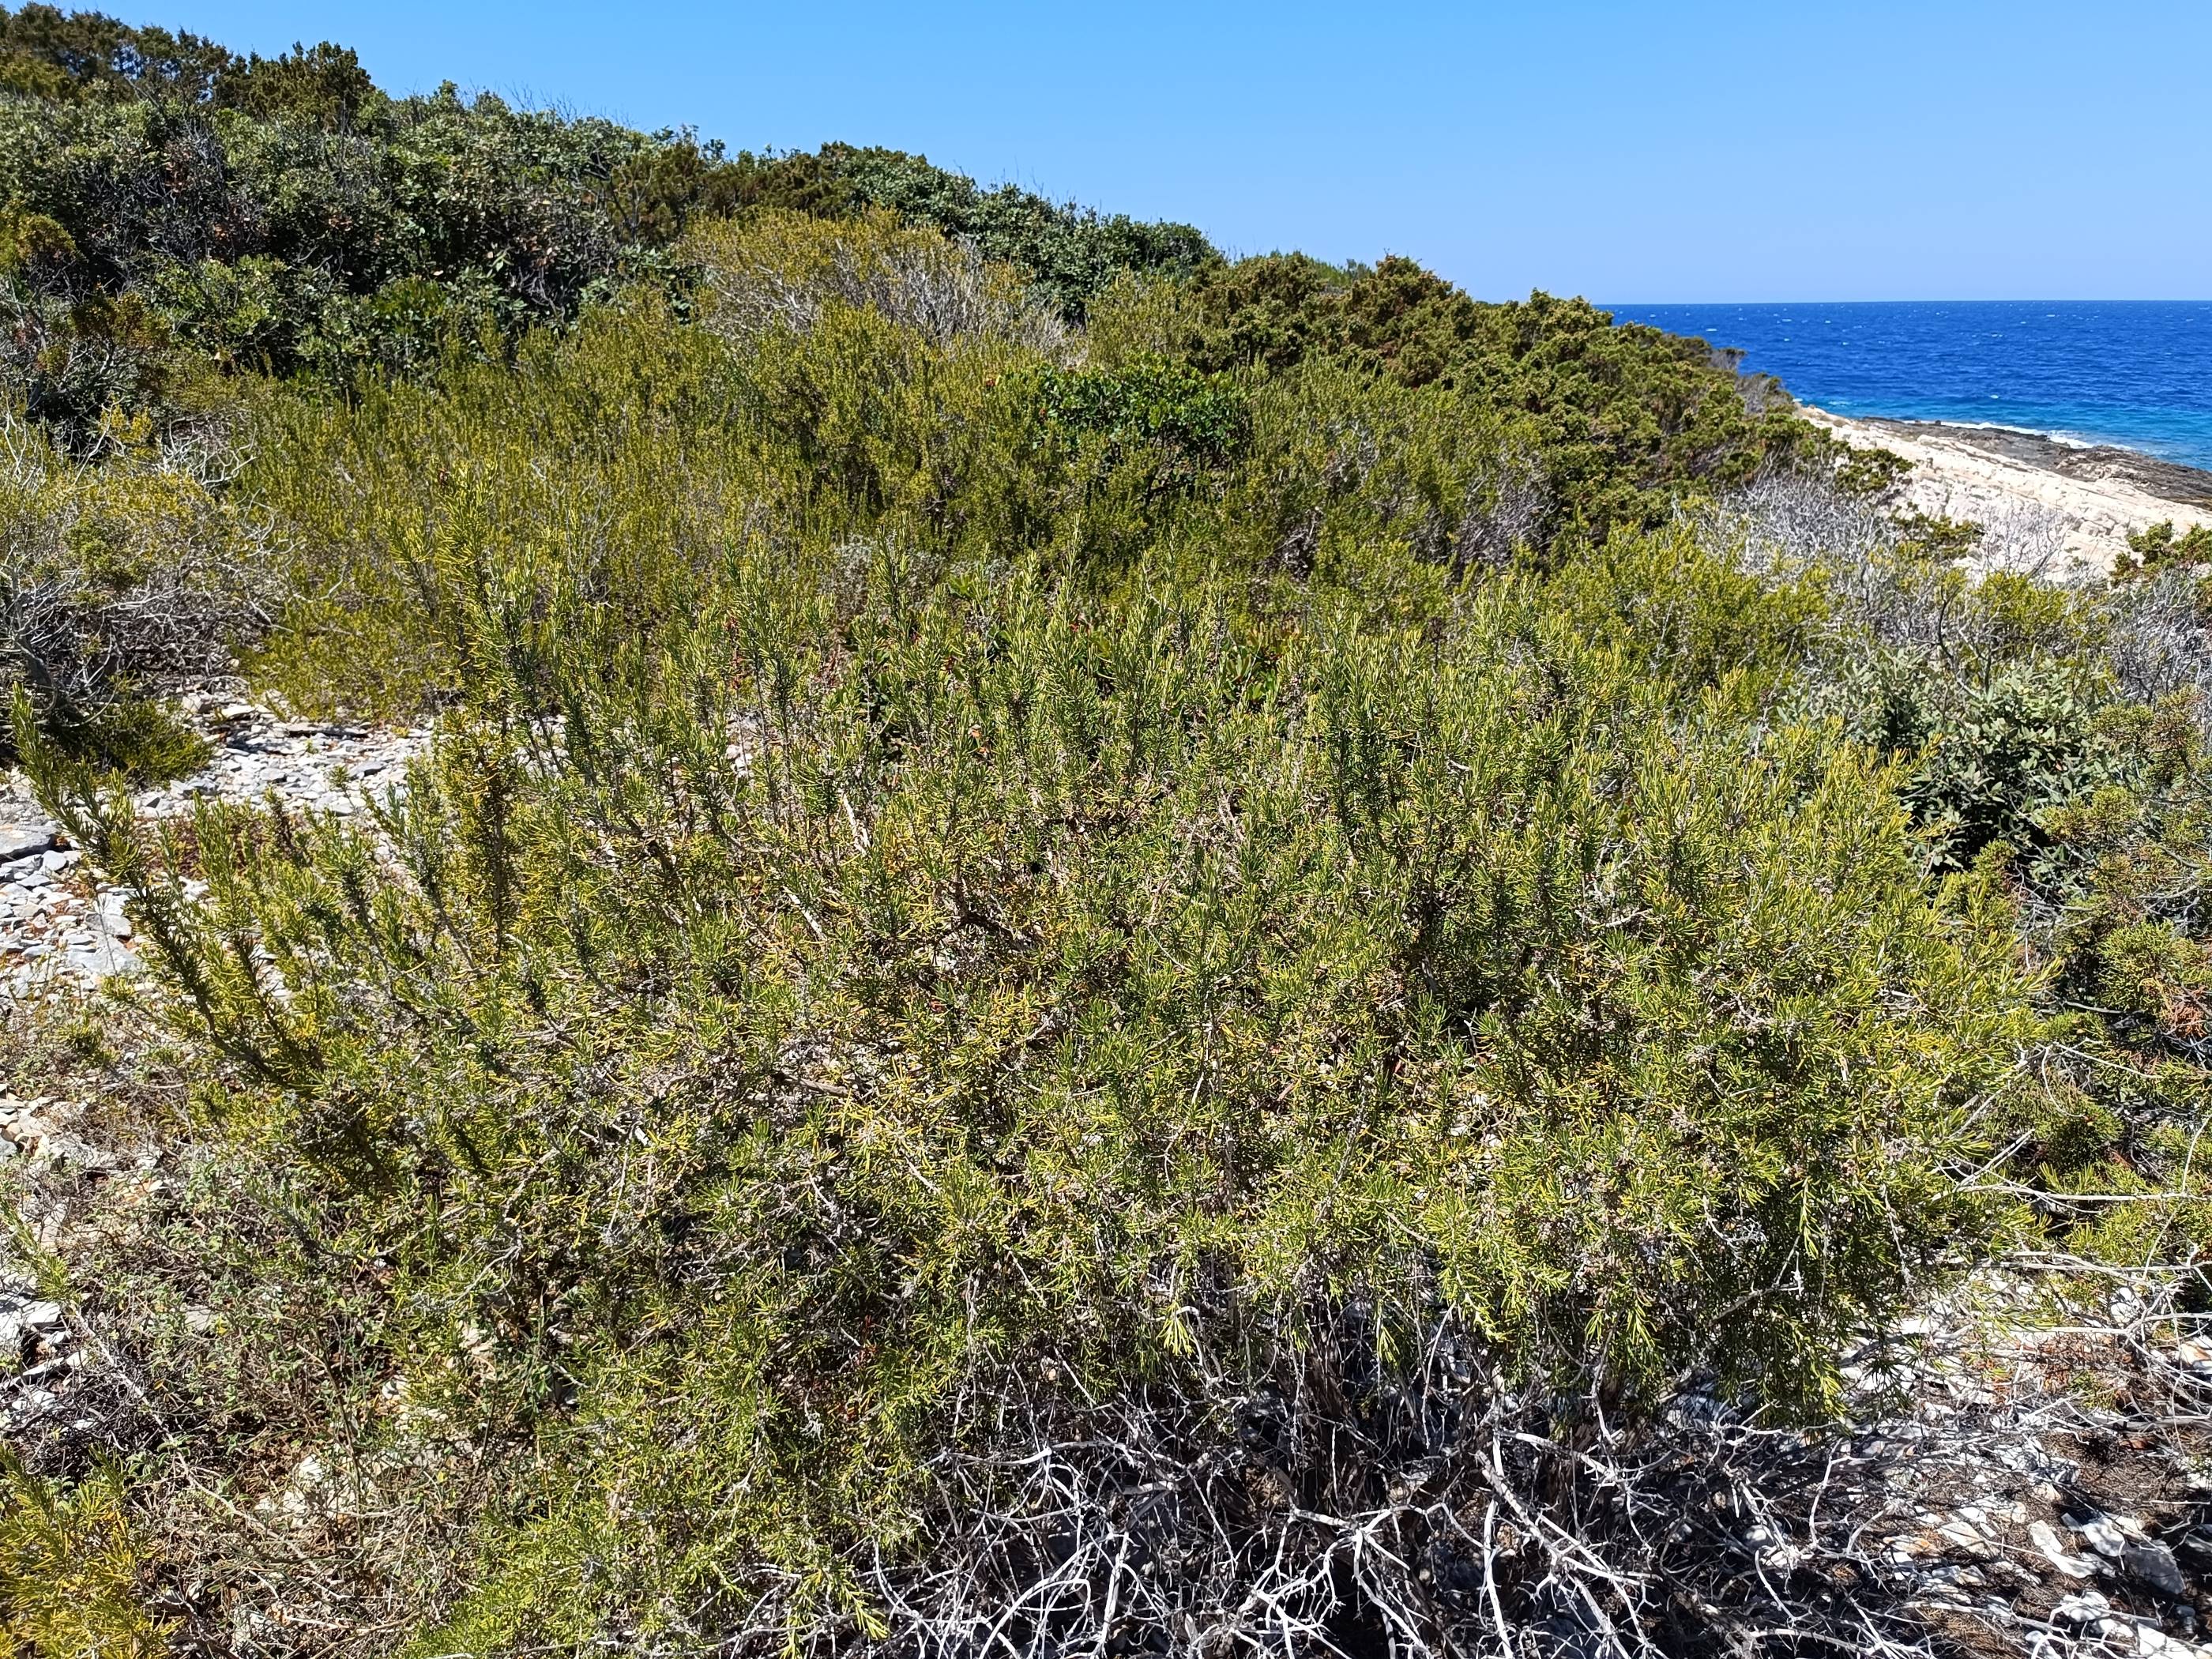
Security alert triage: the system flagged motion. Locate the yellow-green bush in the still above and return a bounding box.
[0,1464,165,1657]
[19,190,2204,1653]
[0,414,260,772]
[29,389,2042,1644]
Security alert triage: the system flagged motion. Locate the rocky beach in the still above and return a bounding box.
[1807,407,2212,573]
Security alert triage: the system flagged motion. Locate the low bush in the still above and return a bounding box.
[0,410,263,770]
[7,17,2207,1652]
[1181,259,1823,545]
[13,251,2060,1642]
[24,515,2041,1642]
[2117,517,2212,580]
[0,1462,167,1657]
[687,209,1071,359]
[1723,476,2212,1288]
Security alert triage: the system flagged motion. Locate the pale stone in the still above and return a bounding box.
[1805,408,2212,576]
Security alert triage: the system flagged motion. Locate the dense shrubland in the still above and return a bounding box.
[2,11,2209,1655]
[0,1,1212,453]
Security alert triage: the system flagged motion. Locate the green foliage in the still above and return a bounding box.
[31,689,206,779]
[0,13,1217,450]
[0,3,371,127]
[0,418,265,756]
[1183,260,1818,544]
[1034,355,1249,465]
[1180,250,1357,373]
[1773,541,2212,1270]
[0,193,172,449]
[0,88,666,401]
[0,202,68,273]
[1833,442,1914,498]
[24,217,2057,1640]
[1814,651,2120,871]
[818,144,1213,320]
[2116,517,2212,580]
[11,22,2191,1650]
[61,538,2034,1636]
[0,1460,166,1657]
[682,206,1066,358]
[0,2,231,103]
[0,7,1817,570]
[216,40,376,130]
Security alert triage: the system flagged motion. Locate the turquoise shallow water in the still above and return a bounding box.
[1605,301,2212,472]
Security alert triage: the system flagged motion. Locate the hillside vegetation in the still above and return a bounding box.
[1,11,2208,1657]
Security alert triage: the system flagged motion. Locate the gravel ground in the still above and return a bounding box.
[0,689,427,1002]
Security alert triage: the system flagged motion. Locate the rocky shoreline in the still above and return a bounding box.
[1807,408,2212,573]
[1853,419,2212,507]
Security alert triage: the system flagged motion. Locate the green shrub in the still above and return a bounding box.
[1772,507,2212,1285]
[2117,517,2212,579]
[24,343,2041,1639]
[1034,356,1248,464]
[0,2,231,103]
[32,690,205,780]
[7,37,2174,1650]
[1808,650,2120,870]
[818,142,1216,320]
[0,1461,166,1657]
[0,416,265,758]
[1181,261,1819,544]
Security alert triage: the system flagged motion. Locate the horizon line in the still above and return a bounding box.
[1600,297,2212,308]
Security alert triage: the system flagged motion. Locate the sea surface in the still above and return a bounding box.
[1604,300,2212,472]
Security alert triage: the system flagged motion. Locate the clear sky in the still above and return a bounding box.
[149,0,2210,303]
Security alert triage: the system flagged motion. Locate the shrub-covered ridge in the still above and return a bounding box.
[0,13,2207,1657]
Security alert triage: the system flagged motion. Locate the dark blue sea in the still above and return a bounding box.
[1604,301,2212,472]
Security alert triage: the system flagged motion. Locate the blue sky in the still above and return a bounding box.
[160,1,2210,302]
